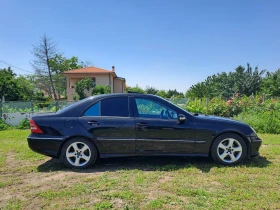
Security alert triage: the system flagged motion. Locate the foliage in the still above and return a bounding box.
[126,86,145,93]
[145,86,158,95]
[16,75,36,100]
[17,118,30,129]
[48,54,84,74]
[235,110,280,134]
[0,118,11,131]
[261,69,280,97]
[52,74,67,99]
[92,85,111,95]
[0,67,22,101]
[156,90,168,98]
[75,78,93,100]
[166,89,184,98]
[127,86,184,98]
[186,64,266,98]
[183,95,280,134]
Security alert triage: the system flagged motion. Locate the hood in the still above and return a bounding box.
[194,114,247,126]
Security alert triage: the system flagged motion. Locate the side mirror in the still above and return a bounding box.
[178,114,186,122]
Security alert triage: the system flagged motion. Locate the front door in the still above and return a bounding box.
[133,97,195,154]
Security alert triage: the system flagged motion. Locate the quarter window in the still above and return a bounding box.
[135,98,177,119]
[84,102,100,116]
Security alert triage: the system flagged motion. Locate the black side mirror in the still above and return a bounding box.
[178,114,186,123]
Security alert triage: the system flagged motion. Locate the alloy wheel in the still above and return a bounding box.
[66,142,91,167]
[217,138,242,163]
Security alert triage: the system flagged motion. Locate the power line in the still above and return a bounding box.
[0,59,34,74]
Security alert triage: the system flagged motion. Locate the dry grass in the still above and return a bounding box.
[0,130,279,209]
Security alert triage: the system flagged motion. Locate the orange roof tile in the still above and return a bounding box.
[62,66,114,74]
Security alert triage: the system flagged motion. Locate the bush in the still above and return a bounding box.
[235,110,280,134]
[92,85,111,95]
[17,118,30,129]
[0,118,11,131]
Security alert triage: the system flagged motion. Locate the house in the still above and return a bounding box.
[62,66,126,101]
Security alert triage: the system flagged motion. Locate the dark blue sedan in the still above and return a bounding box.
[27,93,262,169]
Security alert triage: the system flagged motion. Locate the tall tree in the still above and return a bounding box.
[31,34,58,100]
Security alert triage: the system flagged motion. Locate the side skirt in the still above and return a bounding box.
[99,153,208,158]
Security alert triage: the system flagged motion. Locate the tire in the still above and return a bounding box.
[211,133,247,165]
[61,137,98,169]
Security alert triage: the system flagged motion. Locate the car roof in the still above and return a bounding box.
[88,93,155,99]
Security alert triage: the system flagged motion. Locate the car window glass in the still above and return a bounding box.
[135,98,177,119]
[83,102,100,116]
[101,97,129,117]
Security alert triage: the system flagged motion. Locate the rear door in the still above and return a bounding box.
[132,97,195,154]
[78,96,136,155]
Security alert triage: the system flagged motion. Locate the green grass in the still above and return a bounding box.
[0,130,279,209]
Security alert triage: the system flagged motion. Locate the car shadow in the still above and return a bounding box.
[37,155,272,173]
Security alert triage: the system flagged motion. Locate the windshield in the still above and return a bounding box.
[154,95,192,115]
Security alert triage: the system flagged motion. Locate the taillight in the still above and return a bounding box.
[30,119,43,134]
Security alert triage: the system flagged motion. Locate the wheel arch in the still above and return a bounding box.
[209,131,250,156]
[58,135,101,159]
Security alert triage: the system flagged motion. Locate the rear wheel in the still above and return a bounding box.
[61,137,97,169]
[211,133,247,165]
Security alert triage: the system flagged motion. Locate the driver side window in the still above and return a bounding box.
[135,98,177,120]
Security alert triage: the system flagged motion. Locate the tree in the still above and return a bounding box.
[261,69,280,96]
[75,78,93,100]
[156,90,168,98]
[233,64,265,96]
[48,54,85,74]
[48,54,89,99]
[16,75,36,100]
[186,64,266,98]
[0,67,21,101]
[145,86,158,95]
[31,34,58,100]
[166,89,184,98]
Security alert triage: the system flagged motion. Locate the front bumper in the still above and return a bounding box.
[27,134,65,158]
[247,136,262,157]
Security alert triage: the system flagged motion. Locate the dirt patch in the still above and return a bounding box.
[158,176,172,183]
[0,152,105,208]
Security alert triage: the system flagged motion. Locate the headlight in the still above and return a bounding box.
[250,126,257,135]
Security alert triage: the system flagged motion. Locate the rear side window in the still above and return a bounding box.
[84,102,100,116]
[101,97,129,117]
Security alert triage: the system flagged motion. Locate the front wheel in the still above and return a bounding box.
[61,137,97,169]
[211,133,247,165]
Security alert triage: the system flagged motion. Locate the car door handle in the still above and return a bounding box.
[88,121,99,125]
[137,122,148,126]
[137,122,148,131]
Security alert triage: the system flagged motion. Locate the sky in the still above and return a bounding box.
[0,0,280,93]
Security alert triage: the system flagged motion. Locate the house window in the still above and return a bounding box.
[92,78,96,87]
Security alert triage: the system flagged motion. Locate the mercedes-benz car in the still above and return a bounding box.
[27,93,262,169]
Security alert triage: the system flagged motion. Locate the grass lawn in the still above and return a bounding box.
[0,130,279,209]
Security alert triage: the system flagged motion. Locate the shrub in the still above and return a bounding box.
[0,118,11,131]
[235,110,280,134]
[92,85,111,95]
[17,118,30,129]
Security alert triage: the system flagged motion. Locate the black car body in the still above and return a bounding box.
[27,93,262,168]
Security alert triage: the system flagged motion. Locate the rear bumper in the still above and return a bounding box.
[247,136,262,157]
[27,134,65,158]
